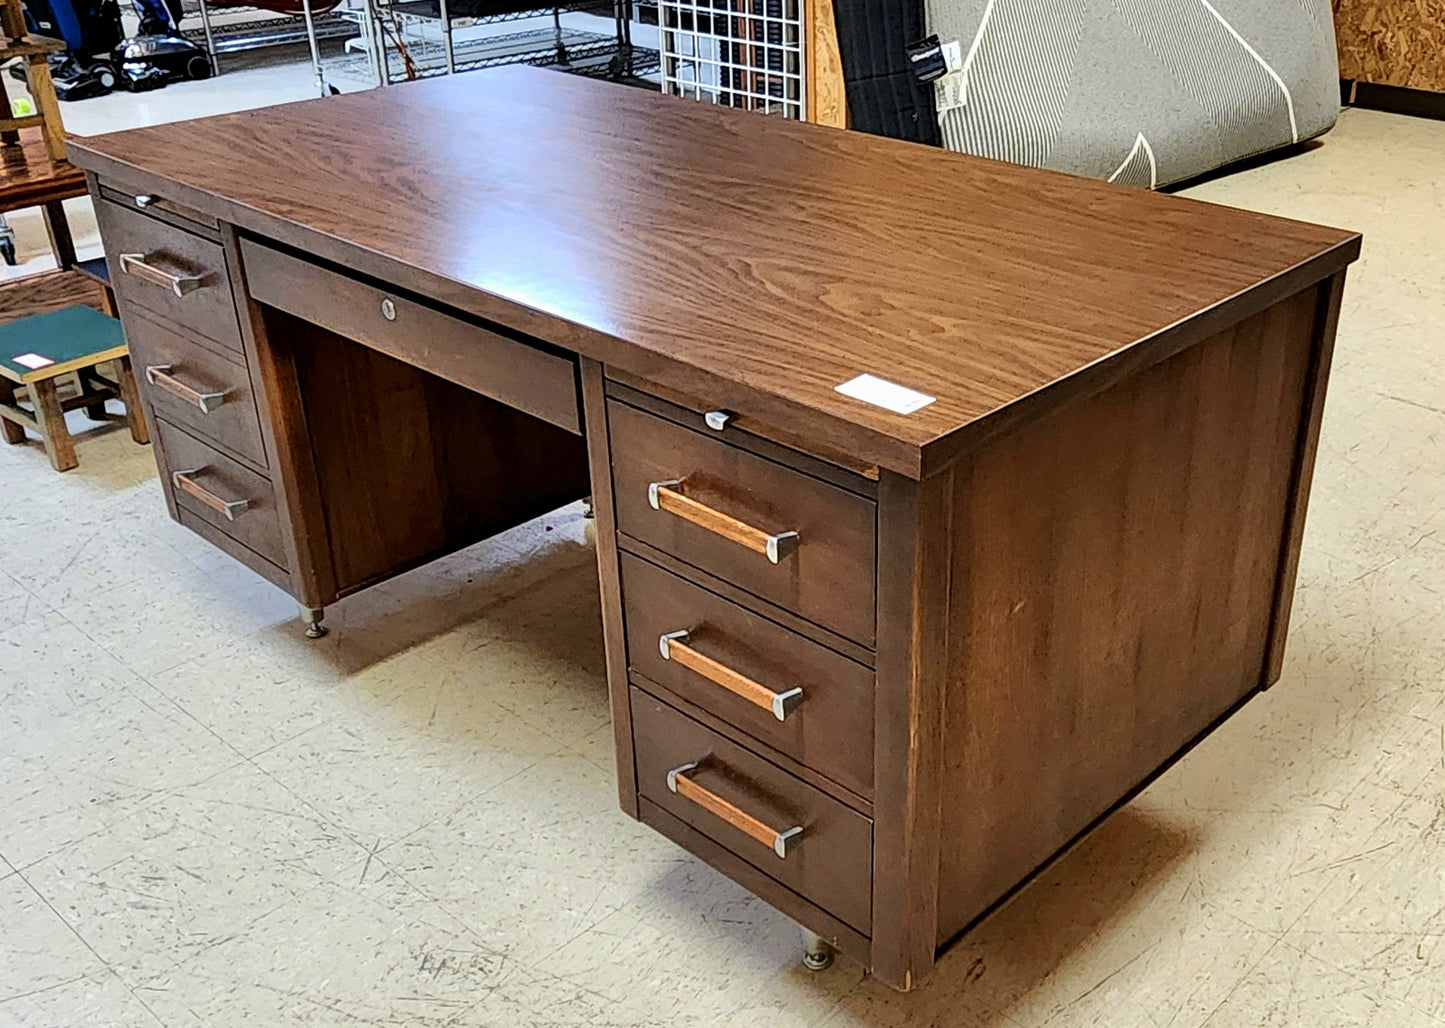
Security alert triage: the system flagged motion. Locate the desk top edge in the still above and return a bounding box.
[69,68,1361,478]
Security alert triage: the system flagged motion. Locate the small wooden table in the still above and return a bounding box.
[0,127,86,269]
[0,304,147,470]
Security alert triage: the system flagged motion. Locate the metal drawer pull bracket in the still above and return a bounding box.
[118,253,204,298]
[660,630,803,722]
[647,479,800,564]
[666,761,804,859]
[145,365,227,413]
[171,469,250,521]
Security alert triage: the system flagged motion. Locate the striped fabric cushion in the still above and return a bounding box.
[923,0,1340,188]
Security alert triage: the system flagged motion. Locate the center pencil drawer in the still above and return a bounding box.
[609,401,877,646]
[125,307,267,469]
[96,199,243,356]
[632,689,873,933]
[239,238,580,435]
[622,552,874,800]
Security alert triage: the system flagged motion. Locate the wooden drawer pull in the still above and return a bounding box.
[145,365,227,413]
[660,630,803,722]
[172,469,251,521]
[666,761,803,858]
[118,252,204,297]
[648,479,799,564]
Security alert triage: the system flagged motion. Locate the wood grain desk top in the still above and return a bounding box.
[69,67,1360,477]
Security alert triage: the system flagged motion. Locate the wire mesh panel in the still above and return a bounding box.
[660,0,805,118]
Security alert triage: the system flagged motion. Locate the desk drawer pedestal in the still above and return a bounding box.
[590,272,1344,991]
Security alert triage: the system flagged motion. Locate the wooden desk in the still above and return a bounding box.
[69,66,1360,991]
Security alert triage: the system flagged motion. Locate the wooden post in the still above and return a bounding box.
[805,0,846,127]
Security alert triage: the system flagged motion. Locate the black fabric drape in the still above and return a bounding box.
[831,0,942,147]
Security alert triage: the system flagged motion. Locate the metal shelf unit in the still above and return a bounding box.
[177,0,360,73]
[362,1,655,86]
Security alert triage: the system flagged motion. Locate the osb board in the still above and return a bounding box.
[1335,0,1445,92]
[0,270,105,325]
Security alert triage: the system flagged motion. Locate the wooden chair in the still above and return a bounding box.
[0,304,147,471]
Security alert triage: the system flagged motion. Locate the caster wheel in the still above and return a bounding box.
[0,240,15,266]
[185,55,211,81]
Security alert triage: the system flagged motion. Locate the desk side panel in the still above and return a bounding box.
[933,282,1327,944]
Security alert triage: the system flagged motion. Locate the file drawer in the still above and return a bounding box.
[632,689,873,933]
[126,307,267,469]
[155,419,286,569]
[622,552,874,799]
[610,400,877,646]
[97,199,243,356]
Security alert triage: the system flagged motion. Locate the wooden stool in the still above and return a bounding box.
[0,304,148,471]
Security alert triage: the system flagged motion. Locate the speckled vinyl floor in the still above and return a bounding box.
[2,94,1443,1026]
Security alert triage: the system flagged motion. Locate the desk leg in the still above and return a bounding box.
[300,605,329,639]
[42,200,76,271]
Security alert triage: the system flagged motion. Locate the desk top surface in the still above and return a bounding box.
[71,67,1359,477]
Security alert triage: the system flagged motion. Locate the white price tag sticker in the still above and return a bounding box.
[835,374,936,415]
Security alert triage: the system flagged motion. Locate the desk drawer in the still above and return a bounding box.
[126,308,267,469]
[155,420,286,569]
[632,689,872,933]
[610,401,877,646]
[240,238,580,435]
[97,199,243,356]
[622,552,874,800]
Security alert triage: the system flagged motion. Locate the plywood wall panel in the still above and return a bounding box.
[1335,0,1445,92]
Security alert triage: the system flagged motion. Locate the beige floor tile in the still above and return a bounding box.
[129,865,514,1027]
[539,858,865,1025]
[0,601,148,738]
[0,874,107,1002]
[250,670,566,850]
[1285,794,1445,1019]
[410,561,612,748]
[308,504,597,673]
[0,570,41,632]
[0,684,242,869]
[821,807,1267,1028]
[145,633,425,760]
[58,562,299,679]
[461,964,679,1027]
[0,969,164,1028]
[2,505,207,613]
[1200,941,1442,1027]
[22,763,368,983]
[380,754,684,967]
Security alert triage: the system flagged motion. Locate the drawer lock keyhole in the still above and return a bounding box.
[381,297,397,321]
